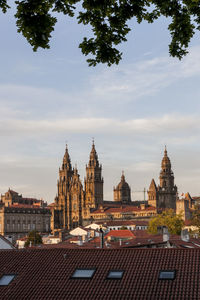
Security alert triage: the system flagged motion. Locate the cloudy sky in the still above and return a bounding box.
[0,5,200,203]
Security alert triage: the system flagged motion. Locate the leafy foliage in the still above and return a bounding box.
[25,230,43,247]
[120,226,128,230]
[0,0,200,65]
[148,209,184,235]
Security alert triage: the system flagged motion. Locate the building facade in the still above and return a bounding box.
[0,190,51,241]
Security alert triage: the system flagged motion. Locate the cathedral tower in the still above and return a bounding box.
[114,172,131,204]
[54,145,74,229]
[157,147,177,210]
[84,141,103,208]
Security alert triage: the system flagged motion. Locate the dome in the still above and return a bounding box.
[116,172,130,190]
[114,171,131,203]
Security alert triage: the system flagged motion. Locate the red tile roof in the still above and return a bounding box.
[92,205,156,214]
[104,220,149,227]
[10,204,43,209]
[184,220,192,226]
[105,230,135,238]
[1,248,200,299]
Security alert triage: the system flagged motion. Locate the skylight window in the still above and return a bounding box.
[0,274,16,286]
[159,270,176,280]
[71,268,96,279]
[107,270,124,279]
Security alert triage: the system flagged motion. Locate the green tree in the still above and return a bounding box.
[148,209,184,235]
[25,230,43,247]
[1,0,200,66]
[191,205,200,234]
[120,226,128,230]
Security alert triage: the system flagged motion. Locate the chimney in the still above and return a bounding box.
[163,226,170,242]
[157,226,163,235]
[100,228,104,248]
[140,204,145,210]
[181,229,190,242]
[78,235,83,246]
[58,230,63,242]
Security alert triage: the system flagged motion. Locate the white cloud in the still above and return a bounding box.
[0,114,199,138]
[133,162,158,172]
[0,84,68,105]
[90,45,200,101]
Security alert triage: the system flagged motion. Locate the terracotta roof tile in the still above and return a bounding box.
[105,230,135,238]
[104,220,149,226]
[0,248,200,299]
[92,205,156,215]
[8,204,49,210]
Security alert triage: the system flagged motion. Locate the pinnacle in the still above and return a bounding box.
[62,144,72,170]
[121,171,125,181]
[149,178,157,191]
[164,145,167,156]
[89,140,99,167]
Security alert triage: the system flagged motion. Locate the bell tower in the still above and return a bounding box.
[55,144,74,229]
[84,141,103,208]
[157,147,177,210]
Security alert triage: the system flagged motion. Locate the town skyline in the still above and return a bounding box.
[0,142,199,204]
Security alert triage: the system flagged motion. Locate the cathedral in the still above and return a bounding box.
[51,142,104,231]
[50,143,180,232]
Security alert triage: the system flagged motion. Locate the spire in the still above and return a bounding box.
[74,163,78,175]
[89,140,99,167]
[62,144,72,171]
[121,170,125,182]
[164,145,167,155]
[161,146,171,170]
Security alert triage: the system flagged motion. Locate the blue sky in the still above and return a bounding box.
[1,6,200,203]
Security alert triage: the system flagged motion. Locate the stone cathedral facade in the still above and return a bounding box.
[51,142,104,231]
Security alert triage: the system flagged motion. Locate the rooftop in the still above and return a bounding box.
[1,248,200,299]
[91,205,156,214]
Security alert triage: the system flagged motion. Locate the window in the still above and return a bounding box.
[159,270,176,280]
[107,270,124,279]
[0,274,16,286]
[71,268,96,279]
